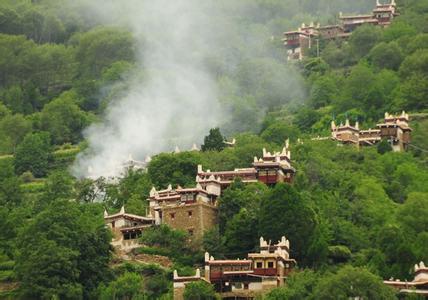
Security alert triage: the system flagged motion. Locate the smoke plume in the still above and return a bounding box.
[71,0,305,179]
[71,1,223,178]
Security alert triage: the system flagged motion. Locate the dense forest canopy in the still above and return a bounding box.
[0,0,427,299]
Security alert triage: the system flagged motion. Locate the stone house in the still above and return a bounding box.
[148,144,295,240]
[173,236,297,299]
[284,0,399,60]
[331,111,412,151]
[104,206,154,251]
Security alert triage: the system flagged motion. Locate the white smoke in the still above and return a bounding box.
[72,0,225,178]
[71,0,306,179]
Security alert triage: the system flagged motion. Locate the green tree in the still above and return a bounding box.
[147,152,202,188]
[294,108,321,132]
[105,169,152,212]
[352,177,395,228]
[0,159,22,207]
[37,170,75,211]
[218,180,266,234]
[218,179,246,233]
[313,265,397,300]
[398,192,428,235]
[349,25,382,59]
[140,225,189,257]
[99,272,144,300]
[234,57,304,109]
[14,132,52,177]
[261,121,299,144]
[321,42,350,68]
[377,139,393,154]
[309,75,338,108]
[73,27,135,110]
[183,281,217,300]
[75,178,105,204]
[383,21,417,42]
[336,64,386,115]
[70,204,112,298]
[369,42,403,70]
[0,85,27,114]
[375,225,416,279]
[399,49,428,79]
[407,33,428,54]
[0,113,32,152]
[144,272,170,299]
[221,94,262,133]
[0,6,21,35]
[16,200,110,299]
[40,14,66,43]
[202,226,225,259]
[201,128,225,152]
[224,208,258,257]
[259,183,317,264]
[21,7,44,42]
[0,102,11,119]
[75,27,135,80]
[265,269,319,300]
[40,97,91,145]
[394,75,428,111]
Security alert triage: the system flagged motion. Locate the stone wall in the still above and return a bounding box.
[162,201,218,239]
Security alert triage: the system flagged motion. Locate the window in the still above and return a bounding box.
[268,261,274,268]
[188,229,194,236]
[170,213,175,220]
[268,170,277,176]
[111,221,115,228]
[188,210,193,218]
[256,262,263,268]
[244,283,249,290]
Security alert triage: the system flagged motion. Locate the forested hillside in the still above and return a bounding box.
[0,0,427,299]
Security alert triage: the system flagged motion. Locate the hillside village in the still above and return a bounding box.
[102,111,427,298]
[284,0,399,60]
[0,0,428,299]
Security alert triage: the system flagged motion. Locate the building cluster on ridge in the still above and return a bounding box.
[284,0,398,60]
[331,111,412,151]
[104,141,296,251]
[173,237,297,299]
[102,117,418,298]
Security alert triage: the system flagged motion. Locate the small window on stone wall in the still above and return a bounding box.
[188,229,194,236]
[188,210,193,217]
[170,213,175,220]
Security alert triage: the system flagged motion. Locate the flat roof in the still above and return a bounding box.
[105,213,154,221]
[208,260,252,265]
